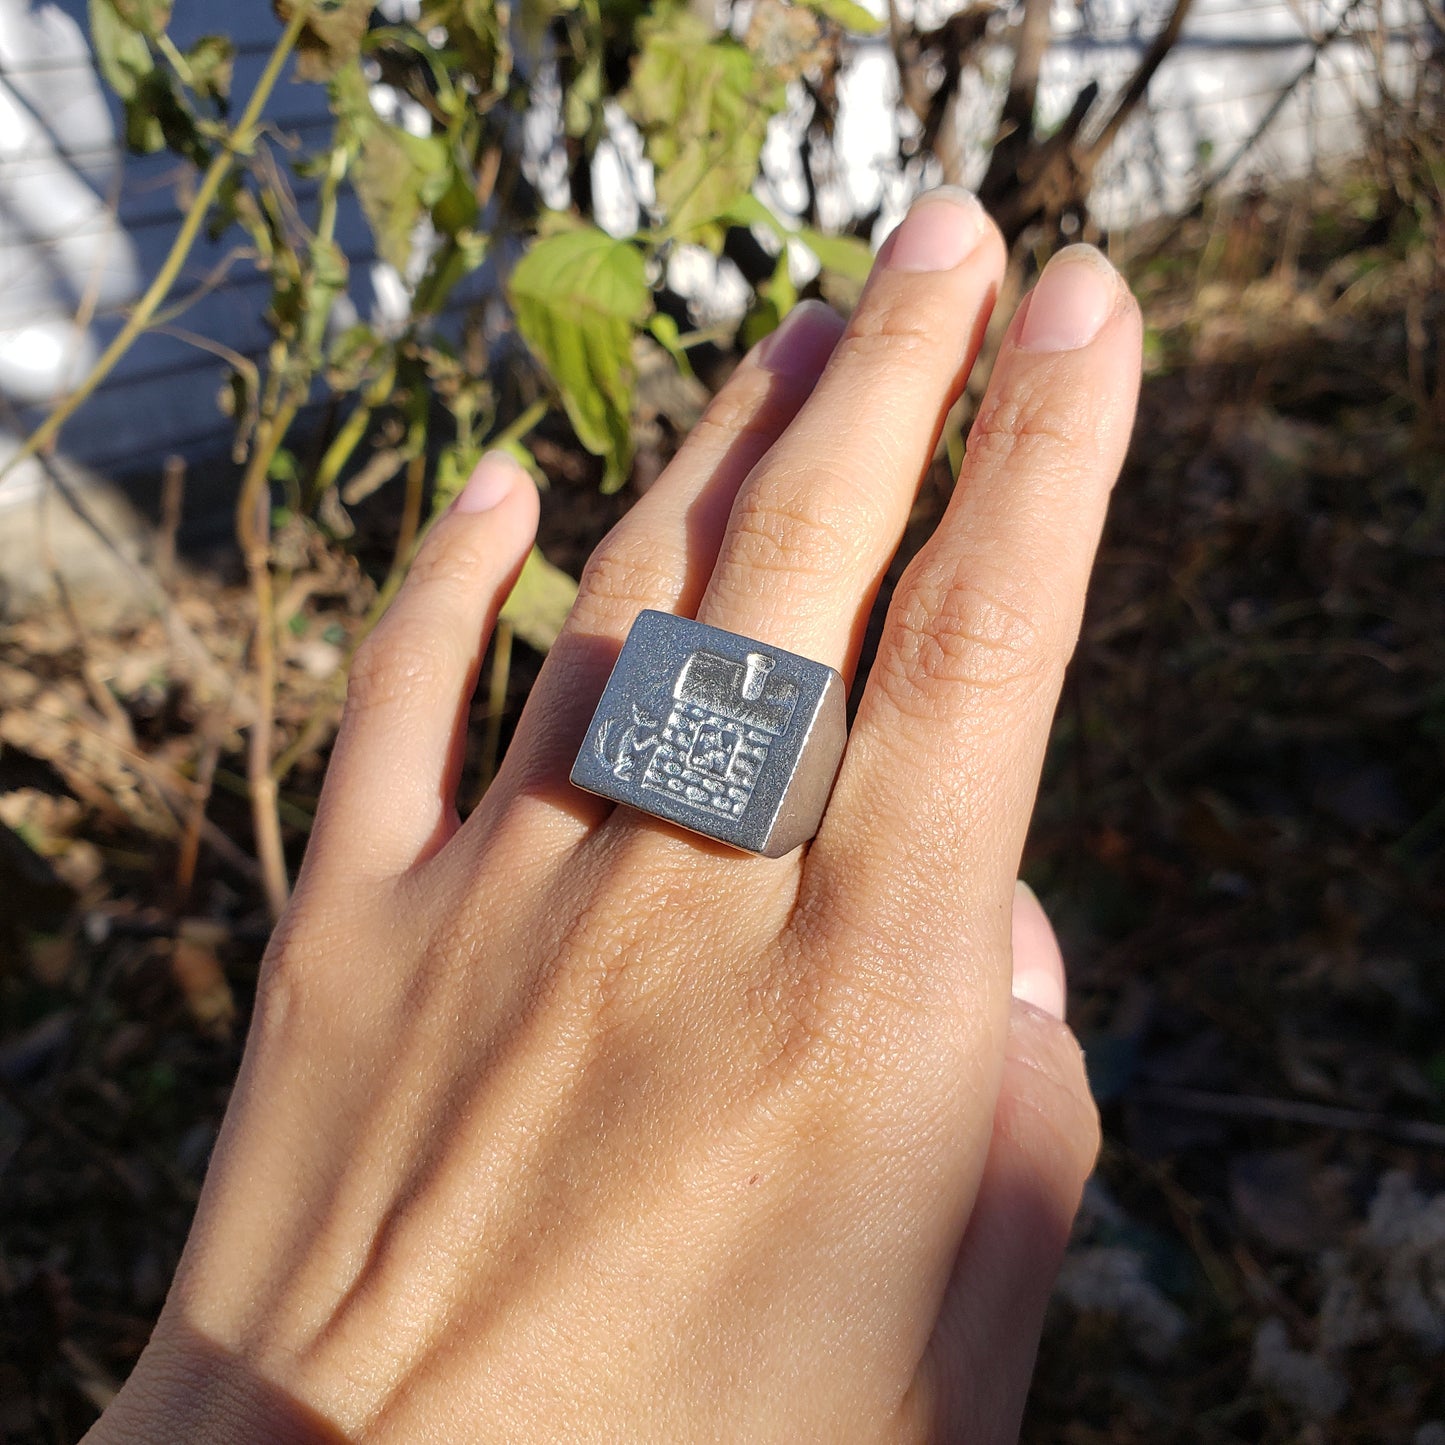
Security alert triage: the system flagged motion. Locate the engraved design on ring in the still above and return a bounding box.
[570,611,847,857]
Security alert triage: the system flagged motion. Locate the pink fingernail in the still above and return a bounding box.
[757,299,845,377]
[453,451,523,513]
[1017,245,1119,352]
[1010,879,1067,1021]
[884,187,987,273]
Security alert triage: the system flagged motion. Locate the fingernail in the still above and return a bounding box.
[1010,879,1067,1021]
[885,186,987,273]
[1018,245,1119,352]
[756,299,844,377]
[453,450,523,513]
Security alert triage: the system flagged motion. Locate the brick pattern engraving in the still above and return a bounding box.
[596,647,799,822]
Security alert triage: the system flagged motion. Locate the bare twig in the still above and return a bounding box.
[149,244,258,330]
[0,1075,151,1203]
[1079,0,1197,166]
[52,707,262,881]
[175,729,223,905]
[1143,0,1373,258]
[988,0,1194,243]
[1133,1083,1445,1150]
[979,0,1052,206]
[236,382,302,921]
[35,484,138,750]
[0,3,308,484]
[155,454,185,584]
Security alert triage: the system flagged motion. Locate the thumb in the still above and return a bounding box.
[923,882,1100,1441]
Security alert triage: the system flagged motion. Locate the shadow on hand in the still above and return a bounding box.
[92,1322,351,1445]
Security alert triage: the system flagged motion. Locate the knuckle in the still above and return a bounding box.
[255,908,347,1038]
[741,929,943,1113]
[724,468,878,583]
[406,535,492,594]
[693,365,794,444]
[839,296,944,369]
[574,529,681,618]
[346,624,463,716]
[877,558,1061,715]
[966,375,1092,475]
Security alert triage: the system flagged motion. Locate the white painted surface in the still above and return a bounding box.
[0,0,1431,502]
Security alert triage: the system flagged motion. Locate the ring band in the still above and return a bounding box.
[570,610,847,856]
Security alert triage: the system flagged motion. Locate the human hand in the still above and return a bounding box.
[91,189,1140,1443]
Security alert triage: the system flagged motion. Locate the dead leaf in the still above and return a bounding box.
[170,929,235,1040]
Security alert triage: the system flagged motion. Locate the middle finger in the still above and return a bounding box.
[694,187,1005,678]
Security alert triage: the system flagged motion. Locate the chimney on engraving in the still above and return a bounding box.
[741,652,774,702]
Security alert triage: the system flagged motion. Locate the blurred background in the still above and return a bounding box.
[0,1,1442,1439]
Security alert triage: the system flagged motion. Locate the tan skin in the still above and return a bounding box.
[89,191,1141,1443]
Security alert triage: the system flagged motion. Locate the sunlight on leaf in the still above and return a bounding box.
[625,11,785,244]
[500,547,579,653]
[796,0,884,34]
[509,225,650,491]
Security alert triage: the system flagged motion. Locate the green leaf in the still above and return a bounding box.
[647,312,695,382]
[563,50,603,139]
[111,0,171,38]
[433,442,483,510]
[332,67,454,273]
[123,85,164,151]
[624,11,786,242]
[360,129,451,271]
[721,193,785,235]
[500,547,579,653]
[430,163,480,239]
[129,67,201,158]
[724,199,876,286]
[186,35,235,108]
[795,225,874,283]
[796,0,884,34]
[741,248,795,349]
[275,0,374,82]
[268,448,300,484]
[509,224,650,491]
[327,323,387,392]
[89,0,154,103]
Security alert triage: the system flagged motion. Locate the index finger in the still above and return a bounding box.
[807,246,1142,991]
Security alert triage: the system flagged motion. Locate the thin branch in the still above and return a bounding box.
[0,411,231,703]
[1133,1083,1445,1150]
[979,0,1052,205]
[236,384,302,921]
[1081,0,1197,166]
[0,2,309,483]
[149,244,257,329]
[1198,0,1366,196]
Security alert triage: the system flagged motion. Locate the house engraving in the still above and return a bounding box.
[641,649,799,820]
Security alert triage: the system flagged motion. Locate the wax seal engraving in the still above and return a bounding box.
[570,611,846,857]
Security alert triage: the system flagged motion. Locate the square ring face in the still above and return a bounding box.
[569,610,847,857]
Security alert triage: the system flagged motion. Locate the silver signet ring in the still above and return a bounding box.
[570,610,848,857]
